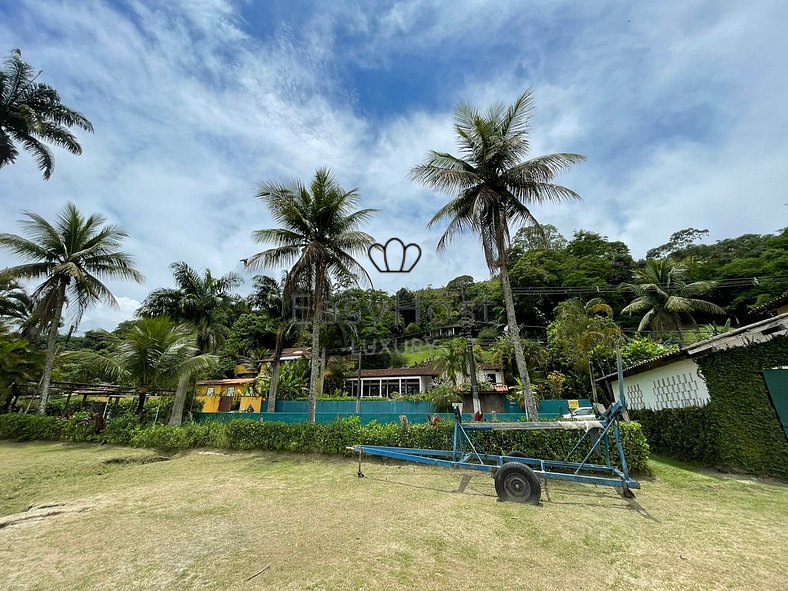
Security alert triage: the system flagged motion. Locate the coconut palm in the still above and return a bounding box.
[63,317,217,418]
[622,259,726,342]
[411,90,585,418]
[246,168,376,422]
[138,261,242,354]
[0,270,30,323]
[0,323,44,412]
[0,50,93,180]
[0,202,142,413]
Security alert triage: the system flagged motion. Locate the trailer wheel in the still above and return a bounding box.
[494,462,541,505]
[508,451,527,458]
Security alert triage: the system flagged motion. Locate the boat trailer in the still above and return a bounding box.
[350,398,640,505]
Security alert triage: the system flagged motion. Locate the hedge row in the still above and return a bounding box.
[0,412,650,473]
[632,335,788,480]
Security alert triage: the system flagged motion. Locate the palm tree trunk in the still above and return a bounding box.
[136,387,148,417]
[308,267,325,423]
[267,324,285,413]
[318,346,327,396]
[498,255,538,419]
[37,280,66,414]
[167,373,191,426]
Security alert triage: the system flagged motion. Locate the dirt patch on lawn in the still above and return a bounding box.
[0,502,94,530]
[102,455,171,465]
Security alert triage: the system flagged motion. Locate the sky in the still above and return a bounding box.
[0,0,786,332]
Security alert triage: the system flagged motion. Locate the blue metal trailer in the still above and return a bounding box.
[351,398,640,505]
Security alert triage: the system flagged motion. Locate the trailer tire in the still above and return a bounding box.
[508,451,528,459]
[494,462,541,505]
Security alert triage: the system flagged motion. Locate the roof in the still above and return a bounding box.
[261,347,311,362]
[349,366,441,378]
[479,363,502,370]
[197,378,256,386]
[747,292,788,318]
[597,312,788,382]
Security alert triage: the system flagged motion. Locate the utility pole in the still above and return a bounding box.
[354,344,363,413]
[464,322,481,415]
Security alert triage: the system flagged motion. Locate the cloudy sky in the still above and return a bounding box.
[1,0,786,331]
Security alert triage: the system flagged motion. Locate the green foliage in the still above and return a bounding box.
[0,413,63,440]
[620,338,677,366]
[0,413,650,473]
[427,382,462,412]
[258,359,310,400]
[632,336,788,479]
[0,49,93,179]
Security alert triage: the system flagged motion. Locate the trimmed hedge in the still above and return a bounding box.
[632,335,788,480]
[0,413,650,473]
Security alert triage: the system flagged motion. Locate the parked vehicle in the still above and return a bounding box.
[562,406,597,420]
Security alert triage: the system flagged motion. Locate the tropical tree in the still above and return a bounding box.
[411,90,585,418]
[62,317,217,419]
[246,168,376,422]
[138,261,242,354]
[622,259,726,342]
[0,323,44,412]
[548,298,623,401]
[0,49,93,179]
[0,270,31,323]
[0,203,142,413]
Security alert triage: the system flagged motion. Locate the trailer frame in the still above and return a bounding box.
[351,396,640,503]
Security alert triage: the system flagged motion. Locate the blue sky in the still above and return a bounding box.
[1,0,786,331]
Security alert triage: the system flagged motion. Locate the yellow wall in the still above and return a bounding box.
[195,381,263,413]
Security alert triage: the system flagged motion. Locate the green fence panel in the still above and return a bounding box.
[763,369,788,439]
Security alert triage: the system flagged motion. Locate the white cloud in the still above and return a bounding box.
[1,0,786,331]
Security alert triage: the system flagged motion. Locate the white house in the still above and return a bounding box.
[600,313,788,411]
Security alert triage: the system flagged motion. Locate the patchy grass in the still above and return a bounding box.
[0,443,786,591]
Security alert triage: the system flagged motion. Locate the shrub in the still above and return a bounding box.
[0,413,650,473]
[428,383,461,412]
[0,413,63,440]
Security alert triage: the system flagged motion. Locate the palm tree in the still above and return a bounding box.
[63,317,217,418]
[138,261,242,354]
[550,298,623,401]
[246,168,376,422]
[411,90,585,418]
[0,49,93,180]
[0,202,142,414]
[622,259,726,343]
[0,270,30,322]
[0,323,44,412]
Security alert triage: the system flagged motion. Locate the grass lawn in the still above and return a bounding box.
[0,442,786,591]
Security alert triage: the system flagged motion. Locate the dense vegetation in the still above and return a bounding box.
[0,412,650,473]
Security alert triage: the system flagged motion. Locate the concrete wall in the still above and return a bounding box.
[612,358,710,411]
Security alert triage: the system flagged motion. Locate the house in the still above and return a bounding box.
[478,363,507,391]
[598,313,788,411]
[346,366,441,398]
[261,347,311,363]
[196,377,259,412]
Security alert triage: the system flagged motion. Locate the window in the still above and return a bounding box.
[402,378,421,394]
[205,387,215,397]
[227,386,235,396]
[486,373,497,384]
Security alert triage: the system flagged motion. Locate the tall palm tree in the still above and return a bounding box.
[63,317,217,418]
[138,261,242,354]
[246,168,376,422]
[622,259,726,342]
[0,202,142,413]
[0,49,93,180]
[411,90,585,418]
